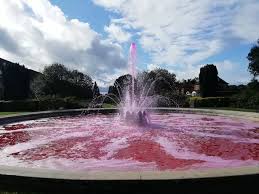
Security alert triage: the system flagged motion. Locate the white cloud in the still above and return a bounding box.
[94,0,231,64]
[93,0,126,10]
[232,0,259,42]
[0,0,127,86]
[93,0,259,83]
[173,64,202,81]
[1,0,257,88]
[104,23,131,43]
[147,64,160,71]
[174,60,251,85]
[217,60,235,71]
[214,60,251,84]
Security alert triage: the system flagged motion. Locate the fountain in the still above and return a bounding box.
[120,43,150,125]
[89,43,156,125]
[0,43,257,173]
[0,43,258,194]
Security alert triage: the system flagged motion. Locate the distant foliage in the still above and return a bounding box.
[230,79,259,109]
[199,64,218,97]
[0,97,82,111]
[0,59,38,100]
[107,68,182,106]
[247,39,259,77]
[108,74,132,97]
[31,64,95,99]
[108,69,177,97]
[92,81,100,97]
[138,68,177,96]
[189,97,230,108]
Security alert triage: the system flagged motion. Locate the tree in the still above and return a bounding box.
[31,64,93,99]
[231,79,259,109]
[247,39,259,77]
[108,86,115,94]
[108,74,132,97]
[92,82,100,97]
[30,74,47,99]
[138,68,177,96]
[199,64,218,97]
[0,59,38,100]
[108,68,177,104]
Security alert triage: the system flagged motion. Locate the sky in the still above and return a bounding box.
[0,0,259,92]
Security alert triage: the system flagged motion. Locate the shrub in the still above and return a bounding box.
[0,100,39,111]
[229,80,259,110]
[231,92,259,109]
[0,97,84,112]
[189,97,230,108]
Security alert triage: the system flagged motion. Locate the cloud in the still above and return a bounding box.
[0,27,21,55]
[214,60,251,84]
[93,0,259,83]
[173,64,202,81]
[147,64,160,71]
[93,0,126,10]
[174,60,251,85]
[104,23,131,43]
[93,0,230,64]
[231,0,259,42]
[217,60,235,71]
[0,0,127,86]
[1,0,257,88]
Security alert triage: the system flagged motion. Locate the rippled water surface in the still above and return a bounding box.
[0,113,259,171]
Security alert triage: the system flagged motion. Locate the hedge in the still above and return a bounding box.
[230,93,259,109]
[0,97,84,112]
[189,97,231,108]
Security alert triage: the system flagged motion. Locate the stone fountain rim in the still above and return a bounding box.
[0,107,258,180]
[0,165,258,180]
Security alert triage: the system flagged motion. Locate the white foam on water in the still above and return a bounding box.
[156,136,259,168]
[101,136,129,159]
[1,130,94,155]
[0,113,258,171]
[0,154,156,171]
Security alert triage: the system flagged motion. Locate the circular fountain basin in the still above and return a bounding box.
[0,108,258,193]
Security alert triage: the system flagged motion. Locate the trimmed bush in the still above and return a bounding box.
[0,97,84,112]
[189,97,230,108]
[0,100,39,112]
[230,92,259,110]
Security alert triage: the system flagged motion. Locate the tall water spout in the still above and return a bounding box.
[129,43,137,111]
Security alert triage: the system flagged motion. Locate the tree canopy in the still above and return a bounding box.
[247,39,259,77]
[108,74,132,97]
[92,81,100,97]
[108,68,177,98]
[199,64,218,97]
[0,58,38,100]
[136,68,176,96]
[31,64,95,99]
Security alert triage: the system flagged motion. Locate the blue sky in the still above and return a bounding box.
[0,0,259,91]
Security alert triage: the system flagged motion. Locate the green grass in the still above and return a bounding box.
[102,103,117,108]
[100,105,258,113]
[0,192,39,194]
[199,107,258,113]
[0,112,24,116]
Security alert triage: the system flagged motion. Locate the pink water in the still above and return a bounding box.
[0,113,259,172]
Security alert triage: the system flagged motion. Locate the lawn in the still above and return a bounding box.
[100,105,258,113]
[0,112,24,116]
[199,107,258,113]
[0,192,39,194]
[102,103,117,108]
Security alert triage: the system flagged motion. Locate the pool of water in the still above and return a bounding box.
[0,112,258,171]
